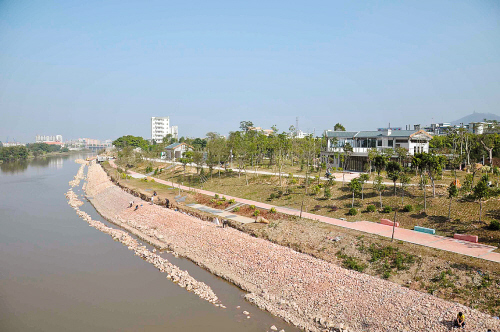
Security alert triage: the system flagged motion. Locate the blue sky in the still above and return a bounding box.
[0,0,499,142]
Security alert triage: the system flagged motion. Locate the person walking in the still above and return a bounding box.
[129,200,133,208]
[134,205,139,211]
[150,196,154,205]
[165,198,170,209]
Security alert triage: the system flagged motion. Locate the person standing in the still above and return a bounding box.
[165,198,170,209]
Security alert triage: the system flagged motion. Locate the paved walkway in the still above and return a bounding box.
[109,160,500,263]
[185,203,256,224]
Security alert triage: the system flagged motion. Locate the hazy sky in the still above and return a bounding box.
[1,0,499,142]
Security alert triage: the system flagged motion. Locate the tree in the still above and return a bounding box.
[348,178,362,208]
[473,175,490,222]
[447,183,458,222]
[334,123,346,131]
[386,161,402,194]
[480,134,495,165]
[179,150,194,180]
[373,175,386,208]
[395,147,409,166]
[112,135,149,150]
[192,150,204,174]
[341,143,353,185]
[367,148,378,174]
[399,173,411,204]
[358,173,369,200]
[373,155,388,177]
[239,121,254,132]
[493,166,500,187]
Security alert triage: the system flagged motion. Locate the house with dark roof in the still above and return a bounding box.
[163,142,193,161]
[321,128,432,171]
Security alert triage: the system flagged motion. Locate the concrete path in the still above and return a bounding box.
[186,203,256,224]
[109,160,500,263]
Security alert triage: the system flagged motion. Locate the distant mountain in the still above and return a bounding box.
[451,112,500,125]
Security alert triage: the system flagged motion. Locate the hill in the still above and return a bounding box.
[451,112,500,125]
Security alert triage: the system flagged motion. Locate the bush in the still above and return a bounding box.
[214,194,219,199]
[249,205,256,210]
[270,207,277,214]
[337,167,343,172]
[489,220,500,230]
[145,166,153,173]
[253,209,260,217]
[228,199,235,204]
[277,190,283,197]
[210,199,216,203]
[324,187,332,199]
[367,205,376,212]
[382,206,393,213]
[217,201,223,206]
[269,193,276,200]
[402,204,413,212]
[312,185,321,195]
[233,206,240,212]
[348,208,358,216]
[221,196,226,201]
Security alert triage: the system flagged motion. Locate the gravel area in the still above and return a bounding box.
[85,161,500,332]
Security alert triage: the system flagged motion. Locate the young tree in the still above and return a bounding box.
[480,134,495,165]
[341,143,353,186]
[367,148,378,174]
[348,178,362,207]
[192,150,204,174]
[179,150,194,180]
[473,175,490,222]
[386,161,402,195]
[447,183,458,222]
[399,173,411,205]
[373,155,388,177]
[373,175,386,208]
[358,173,370,200]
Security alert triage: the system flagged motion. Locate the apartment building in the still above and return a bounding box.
[151,117,178,143]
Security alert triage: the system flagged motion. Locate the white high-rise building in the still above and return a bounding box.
[151,117,178,143]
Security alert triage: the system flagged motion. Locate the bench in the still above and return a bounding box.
[454,234,478,243]
[380,219,399,227]
[414,226,435,235]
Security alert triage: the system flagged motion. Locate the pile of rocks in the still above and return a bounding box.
[65,167,219,305]
[84,161,500,332]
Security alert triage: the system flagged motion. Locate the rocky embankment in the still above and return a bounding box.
[65,160,219,305]
[83,161,500,332]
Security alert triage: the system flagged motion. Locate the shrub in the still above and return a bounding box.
[402,204,413,212]
[348,208,358,216]
[253,209,260,217]
[269,193,276,200]
[249,205,256,210]
[324,187,332,199]
[154,168,158,175]
[382,206,393,213]
[367,205,376,212]
[145,166,153,173]
[312,185,321,195]
[214,194,219,199]
[221,196,226,201]
[228,199,235,204]
[233,206,240,212]
[383,271,391,279]
[337,167,343,172]
[489,220,500,230]
[216,201,223,206]
[277,190,283,197]
[270,207,277,214]
[287,187,294,194]
[210,199,216,203]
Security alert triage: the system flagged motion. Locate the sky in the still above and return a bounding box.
[0,0,499,142]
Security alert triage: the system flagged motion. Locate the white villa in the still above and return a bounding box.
[163,142,193,161]
[321,128,432,171]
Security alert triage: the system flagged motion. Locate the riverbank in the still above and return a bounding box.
[86,161,500,331]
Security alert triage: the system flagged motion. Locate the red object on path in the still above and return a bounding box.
[454,234,478,243]
[380,219,399,227]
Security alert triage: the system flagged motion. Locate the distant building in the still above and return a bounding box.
[2,142,26,147]
[321,128,432,171]
[164,142,193,161]
[36,135,63,143]
[248,127,274,136]
[151,117,178,143]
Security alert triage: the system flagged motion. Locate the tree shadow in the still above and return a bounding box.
[409,213,427,219]
[427,215,448,224]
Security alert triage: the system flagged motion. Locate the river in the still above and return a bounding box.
[0,154,299,332]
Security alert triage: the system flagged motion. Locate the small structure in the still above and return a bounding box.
[164,142,193,161]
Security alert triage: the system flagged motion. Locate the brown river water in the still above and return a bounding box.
[0,154,299,332]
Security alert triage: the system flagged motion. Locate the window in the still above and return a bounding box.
[377,140,382,147]
[388,140,393,147]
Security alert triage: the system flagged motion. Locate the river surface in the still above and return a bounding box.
[0,154,299,332]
